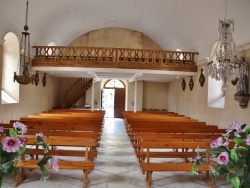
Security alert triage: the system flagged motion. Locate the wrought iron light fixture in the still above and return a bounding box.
[14,0,34,85]
[206,1,248,92]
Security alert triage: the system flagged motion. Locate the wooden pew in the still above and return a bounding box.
[9,120,102,132]
[3,110,104,187]
[133,133,220,162]
[129,127,224,133]
[126,121,208,130]
[15,138,98,188]
[138,141,214,188]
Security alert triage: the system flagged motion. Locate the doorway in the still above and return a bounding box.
[102,80,125,118]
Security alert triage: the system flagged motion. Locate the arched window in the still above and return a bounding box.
[48,41,56,55]
[104,79,125,88]
[207,41,225,108]
[1,32,19,104]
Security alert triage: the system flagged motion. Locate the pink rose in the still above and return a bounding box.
[193,155,201,162]
[246,137,250,146]
[210,137,228,148]
[234,128,244,137]
[216,152,229,165]
[226,121,240,133]
[2,137,21,153]
[47,156,59,171]
[13,121,28,134]
[36,133,46,142]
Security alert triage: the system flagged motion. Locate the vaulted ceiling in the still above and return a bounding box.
[1,0,250,82]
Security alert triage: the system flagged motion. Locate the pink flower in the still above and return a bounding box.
[20,137,29,145]
[234,128,244,137]
[246,137,250,146]
[226,121,240,133]
[193,155,201,162]
[210,137,228,148]
[0,127,4,133]
[36,133,46,142]
[13,121,27,134]
[2,137,21,152]
[47,156,59,171]
[216,152,229,165]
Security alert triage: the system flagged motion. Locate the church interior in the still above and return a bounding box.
[0,0,250,187]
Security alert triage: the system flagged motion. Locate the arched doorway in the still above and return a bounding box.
[102,80,125,118]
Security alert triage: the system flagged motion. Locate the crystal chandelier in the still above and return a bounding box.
[206,18,247,92]
[14,0,34,85]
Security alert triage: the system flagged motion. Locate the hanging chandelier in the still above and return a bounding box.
[206,0,248,92]
[206,17,248,92]
[14,0,34,85]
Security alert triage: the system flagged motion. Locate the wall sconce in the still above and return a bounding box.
[34,71,39,86]
[42,73,47,87]
[181,78,186,91]
[199,69,205,87]
[189,77,194,91]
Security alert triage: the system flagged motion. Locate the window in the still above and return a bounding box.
[207,41,225,108]
[1,32,19,104]
[104,79,124,88]
[48,41,56,55]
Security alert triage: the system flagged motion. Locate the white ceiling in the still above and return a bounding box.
[1,0,250,82]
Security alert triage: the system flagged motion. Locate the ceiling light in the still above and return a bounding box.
[14,0,34,85]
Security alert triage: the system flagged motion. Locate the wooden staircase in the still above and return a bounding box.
[62,78,93,109]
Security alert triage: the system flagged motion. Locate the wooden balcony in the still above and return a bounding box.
[32,46,198,72]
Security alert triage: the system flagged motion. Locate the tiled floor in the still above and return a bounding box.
[2,118,231,188]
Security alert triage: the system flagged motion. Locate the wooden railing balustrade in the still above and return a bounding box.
[33,46,198,72]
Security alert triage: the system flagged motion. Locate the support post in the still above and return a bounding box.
[91,78,95,112]
[134,79,137,113]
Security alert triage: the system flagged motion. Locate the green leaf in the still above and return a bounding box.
[236,168,244,177]
[237,146,246,152]
[0,144,3,154]
[234,137,243,145]
[241,124,247,130]
[215,165,229,175]
[38,156,52,165]
[191,164,198,174]
[18,147,26,155]
[227,159,236,168]
[226,173,234,183]
[237,158,246,169]
[1,161,15,174]
[7,128,18,137]
[245,127,250,135]
[230,149,239,162]
[231,176,240,188]
[242,184,250,188]
[37,156,52,174]
[239,132,247,139]
[209,147,227,155]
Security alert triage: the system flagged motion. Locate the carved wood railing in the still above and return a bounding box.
[33,46,198,72]
[62,78,92,109]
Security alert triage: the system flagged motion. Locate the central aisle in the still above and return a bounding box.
[88,118,146,188]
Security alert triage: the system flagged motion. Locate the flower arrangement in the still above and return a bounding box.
[191,121,250,188]
[0,121,59,187]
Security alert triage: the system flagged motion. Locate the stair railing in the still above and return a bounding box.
[62,78,92,108]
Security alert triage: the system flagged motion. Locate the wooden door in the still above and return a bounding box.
[114,88,125,118]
